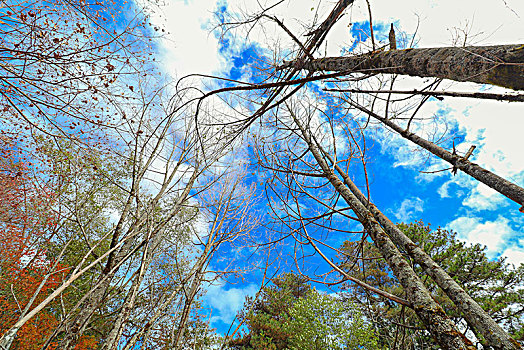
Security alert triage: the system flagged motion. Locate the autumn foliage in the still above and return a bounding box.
[0,142,96,349]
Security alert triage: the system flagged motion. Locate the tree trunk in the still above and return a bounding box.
[101,242,153,350]
[121,266,204,350]
[321,150,522,349]
[172,272,203,348]
[347,100,524,212]
[59,266,117,349]
[291,112,475,350]
[58,227,143,349]
[299,44,524,90]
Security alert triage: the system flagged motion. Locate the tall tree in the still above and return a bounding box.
[229,273,311,350]
[339,221,524,349]
[283,290,379,350]
[204,0,523,348]
[229,273,379,350]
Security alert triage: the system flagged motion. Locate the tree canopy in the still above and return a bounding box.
[229,273,379,350]
[0,0,523,349]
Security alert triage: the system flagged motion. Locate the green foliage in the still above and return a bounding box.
[339,221,524,348]
[284,290,379,350]
[230,273,379,350]
[230,273,309,349]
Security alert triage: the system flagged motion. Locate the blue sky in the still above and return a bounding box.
[147,0,524,334]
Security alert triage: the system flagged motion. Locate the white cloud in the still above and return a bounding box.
[392,197,424,222]
[446,216,519,258]
[501,246,524,267]
[437,179,452,198]
[462,181,509,211]
[150,0,223,78]
[205,282,258,326]
[351,0,524,46]
[435,97,524,213]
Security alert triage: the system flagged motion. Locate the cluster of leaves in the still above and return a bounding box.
[229,273,379,350]
[283,290,379,350]
[338,221,524,348]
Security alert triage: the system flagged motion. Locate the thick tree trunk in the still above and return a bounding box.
[322,152,522,349]
[299,44,524,90]
[360,201,522,350]
[291,114,475,350]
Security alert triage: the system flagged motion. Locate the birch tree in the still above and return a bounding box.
[0,62,257,350]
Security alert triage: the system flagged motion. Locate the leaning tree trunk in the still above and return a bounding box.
[316,147,522,350]
[291,112,475,350]
[347,100,524,213]
[58,237,137,349]
[59,214,162,349]
[100,239,154,350]
[172,271,204,348]
[294,44,524,90]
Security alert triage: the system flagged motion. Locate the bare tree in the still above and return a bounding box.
[0,0,159,141]
[198,0,523,349]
